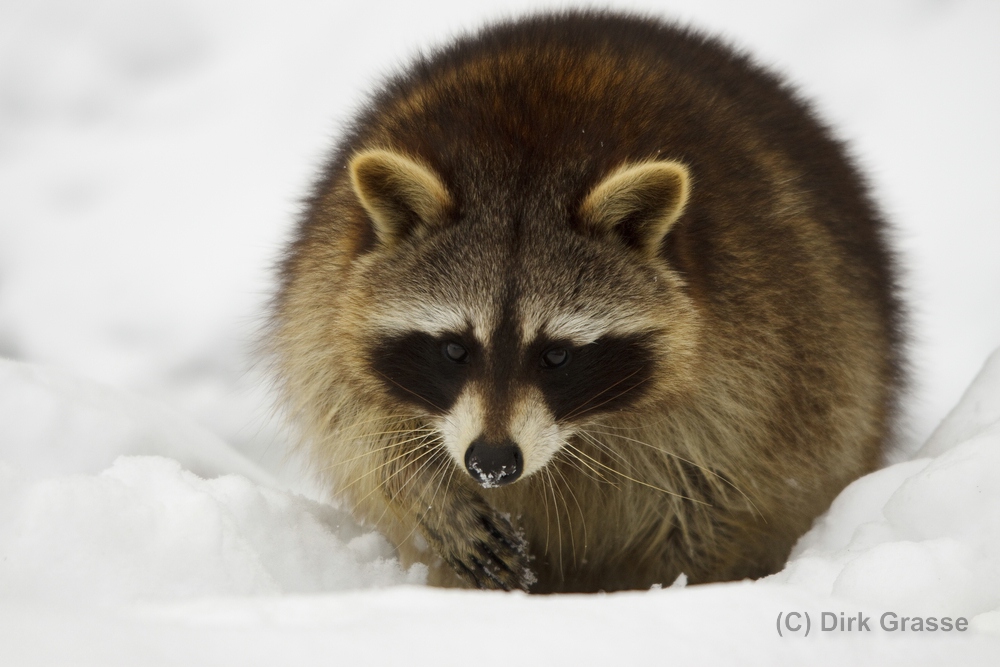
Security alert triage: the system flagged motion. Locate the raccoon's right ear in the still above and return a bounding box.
[578,160,691,259]
[348,149,452,248]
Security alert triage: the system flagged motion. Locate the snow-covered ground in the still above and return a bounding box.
[1,0,998,664]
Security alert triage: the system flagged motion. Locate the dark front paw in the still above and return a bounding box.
[419,498,534,591]
[453,512,533,591]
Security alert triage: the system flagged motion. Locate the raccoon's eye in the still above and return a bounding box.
[541,347,570,369]
[443,342,469,363]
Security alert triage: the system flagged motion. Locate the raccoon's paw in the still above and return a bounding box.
[419,500,534,591]
[456,511,534,591]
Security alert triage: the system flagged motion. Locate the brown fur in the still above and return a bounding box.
[269,11,904,593]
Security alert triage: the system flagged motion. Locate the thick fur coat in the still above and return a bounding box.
[270,12,904,592]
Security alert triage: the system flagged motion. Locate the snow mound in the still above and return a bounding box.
[920,347,1000,458]
[0,456,425,607]
[0,361,426,608]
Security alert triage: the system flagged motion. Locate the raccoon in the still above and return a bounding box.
[270,11,904,592]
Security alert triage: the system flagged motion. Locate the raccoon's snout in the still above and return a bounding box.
[464,438,523,488]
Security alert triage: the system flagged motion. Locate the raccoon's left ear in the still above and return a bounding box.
[349,149,452,248]
[578,160,691,258]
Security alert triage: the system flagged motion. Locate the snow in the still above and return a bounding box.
[0,455,425,607]
[1,0,999,664]
[0,358,273,482]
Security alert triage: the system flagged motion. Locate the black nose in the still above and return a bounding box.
[464,438,523,487]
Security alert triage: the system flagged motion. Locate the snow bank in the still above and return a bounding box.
[0,457,425,607]
[0,361,425,610]
[919,347,1000,458]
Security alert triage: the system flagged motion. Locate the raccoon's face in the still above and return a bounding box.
[347,149,697,488]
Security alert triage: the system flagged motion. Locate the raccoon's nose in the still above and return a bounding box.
[464,438,523,488]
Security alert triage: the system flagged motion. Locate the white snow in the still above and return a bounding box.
[0,361,425,609]
[0,456,426,605]
[1,0,999,664]
[0,358,272,482]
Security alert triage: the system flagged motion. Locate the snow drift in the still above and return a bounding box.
[0,359,425,609]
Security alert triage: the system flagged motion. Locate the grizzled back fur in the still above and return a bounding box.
[270,11,904,592]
